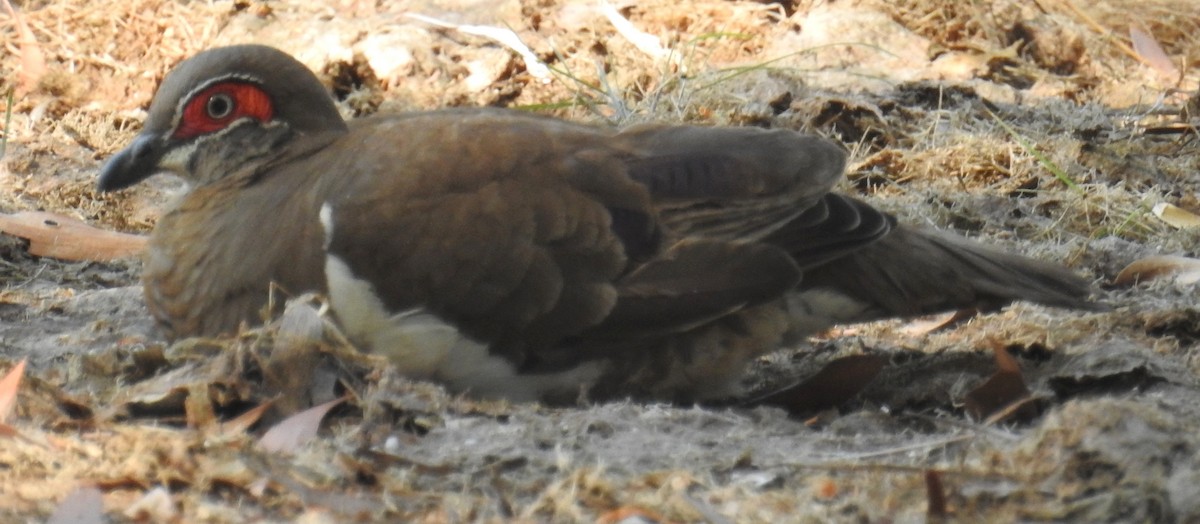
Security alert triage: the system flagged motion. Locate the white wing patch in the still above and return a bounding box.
[319,203,605,402]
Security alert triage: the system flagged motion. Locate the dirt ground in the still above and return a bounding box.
[1,0,1199,522]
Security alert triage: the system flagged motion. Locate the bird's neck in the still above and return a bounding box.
[189,124,345,189]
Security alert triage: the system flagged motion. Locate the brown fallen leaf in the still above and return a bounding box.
[1129,25,1179,79]
[811,476,839,499]
[15,371,93,425]
[259,395,348,454]
[220,399,276,438]
[0,359,26,424]
[0,211,146,261]
[1114,255,1200,286]
[743,354,887,415]
[46,486,105,524]
[0,361,50,444]
[103,342,250,423]
[184,383,216,430]
[0,422,19,437]
[982,396,1044,426]
[963,343,1036,422]
[0,0,46,96]
[105,362,198,421]
[898,309,979,337]
[1151,203,1200,229]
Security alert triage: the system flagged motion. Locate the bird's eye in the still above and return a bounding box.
[173,81,274,140]
[205,93,235,119]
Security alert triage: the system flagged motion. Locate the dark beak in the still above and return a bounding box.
[97,134,166,192]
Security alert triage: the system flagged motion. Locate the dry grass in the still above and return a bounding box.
[1,0,1199,522]
[0,0,227,112]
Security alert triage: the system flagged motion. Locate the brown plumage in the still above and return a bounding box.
[98,45,1098,403]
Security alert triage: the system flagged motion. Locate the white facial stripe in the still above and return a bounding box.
[159,118,287,178]
[158,141,197,174]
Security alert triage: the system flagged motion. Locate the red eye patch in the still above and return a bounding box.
[172,81,274,140]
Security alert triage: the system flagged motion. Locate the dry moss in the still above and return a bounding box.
[0,0,1199,522]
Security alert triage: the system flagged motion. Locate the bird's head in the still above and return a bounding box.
[97,44,348,191]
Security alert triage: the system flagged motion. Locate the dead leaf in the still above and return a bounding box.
[982,396,1044,426]
[963,344,1036,422]
[106,364,196,421]
[0,0,47,96]
[1151,202,1200,229]
[220,400,276,437]
[123,486,176,522]
[46,486,105,524]
[744,354,887,414]
[184,383,216,430]
[17,372,93,423]
[898,309,979,337]
[0,212,146,261]
[1114,255,1200,286]
[0,359,26,423]
[1129,25,1179,78]
[0,422,19,437]
[105,344,250,422]
[811,476,839,499]
[259,396,347,454]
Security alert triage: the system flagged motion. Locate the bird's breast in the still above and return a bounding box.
[142,180,327,338]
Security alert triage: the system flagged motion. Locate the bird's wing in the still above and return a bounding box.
[317,109,800,363]
[612,124,892,267]
[580,238,800,339]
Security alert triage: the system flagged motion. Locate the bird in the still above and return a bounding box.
[97,44,1099,404]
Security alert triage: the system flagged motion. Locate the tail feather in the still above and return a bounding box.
[794,225,1100,326]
